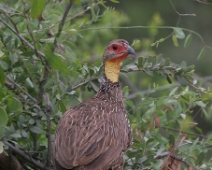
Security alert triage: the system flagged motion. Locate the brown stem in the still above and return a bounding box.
[44,94,51,168]
[3,141,51,170]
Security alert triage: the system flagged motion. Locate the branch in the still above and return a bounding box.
[37,66,50,104]
[3,141,52,170]
[53,0,75,46]
[71,77,97,91]
[161,126,207,139]
[127,82,180,100]
[7,78,37,103]
[169,0,196,16]
[38,0,75,104]
[0,17,45,58]
[44,94,51,168]
[154,151,190,168]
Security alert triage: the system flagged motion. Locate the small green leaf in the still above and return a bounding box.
[180,61,187,68]
[6,97,22,113]
[144,69,153,76]
[0,66,5,85]
[0,107,8,127]
[137,57,143,68]
[151,42,156,47]
[0,141,3,153]
[158,38,165,42]
[30,126,42,134]
[184,34,192,48]
[195,101,206,108]
[174,28,185,39]
[0,60,9,70]
[166,75,172,84]
[0,107,8,137]
[45,45,69,74]
[197,48,205,60]
[164,58,170,66]
[180,113,186,120]
[110,0,120,3]
[172,34,179,47]
[31,0,46,19]
[168,134,175,146]
[198,152,205,165]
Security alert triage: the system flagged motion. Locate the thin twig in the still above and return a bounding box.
[44,94,51,168]
[37,66,50,104]
[38,0,75,104]
[127,82,180,99]
[154,151,190,168]
[53,0,75,46]
[4,13,28,51]
[71,77,97,91]
[7,78,37,103]
[161,126,207,139]
[3,141,52,170]
[170,0,196,16]
[0,17,45,58]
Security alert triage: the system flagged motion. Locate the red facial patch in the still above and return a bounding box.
[110,43,127,54]
[108,54,128,62]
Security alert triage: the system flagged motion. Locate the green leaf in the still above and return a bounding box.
[184,34,192,48]
[198,152,205,165]
[164,58,170,66]
[195,101,206,108]
[168,134,175,146]
[172,34,179,47]
[45,45,69,74]
[6,97,22,113]
[0,65,5,85]
[0,141,3,153]
[144,69,153,76]
[0,107,8,137]
[166,75,172,84]
[110,0,120,3]
[31,0,46,19]
[0,107,8,127]
[0,60,9,70]
[137,57,143,68]
[174,28,185,39]
[30,126,42,134]
[197,48,205,60]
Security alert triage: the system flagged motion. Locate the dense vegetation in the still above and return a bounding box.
[0,0,212,169]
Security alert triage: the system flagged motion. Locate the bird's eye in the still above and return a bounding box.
[112,45,118,50]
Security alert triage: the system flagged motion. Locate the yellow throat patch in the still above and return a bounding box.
[104,55,127,83]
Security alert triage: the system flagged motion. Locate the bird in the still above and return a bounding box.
[53,39,136,170]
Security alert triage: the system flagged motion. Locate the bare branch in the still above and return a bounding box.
[0,17,45,58]
[161,126,207,139]
[127,82,180,100]
[154,151,191,168]
[38,0,75,104]
[53,0,75,46]
[37,66,50,104]
[7,78,37,103]
[170,0,196,16]
[44,94,52,168]
[71,77,97,91]
[3,141,52,170]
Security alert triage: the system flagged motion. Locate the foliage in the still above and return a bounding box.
[0,0,212,170]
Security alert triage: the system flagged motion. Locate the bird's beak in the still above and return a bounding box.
[127,45,136,55]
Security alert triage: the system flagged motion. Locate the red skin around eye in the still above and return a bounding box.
[110,44,127,54]
[108,44,128,62]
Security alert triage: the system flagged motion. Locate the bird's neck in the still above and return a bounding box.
[103,55,127,83]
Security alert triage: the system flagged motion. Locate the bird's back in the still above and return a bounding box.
[54,82,132,170]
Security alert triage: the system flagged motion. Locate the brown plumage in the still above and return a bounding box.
[53,39,135,170]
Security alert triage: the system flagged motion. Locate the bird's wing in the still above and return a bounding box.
[54,101,128,170]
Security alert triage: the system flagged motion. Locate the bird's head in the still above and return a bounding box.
[103,39,136,83]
